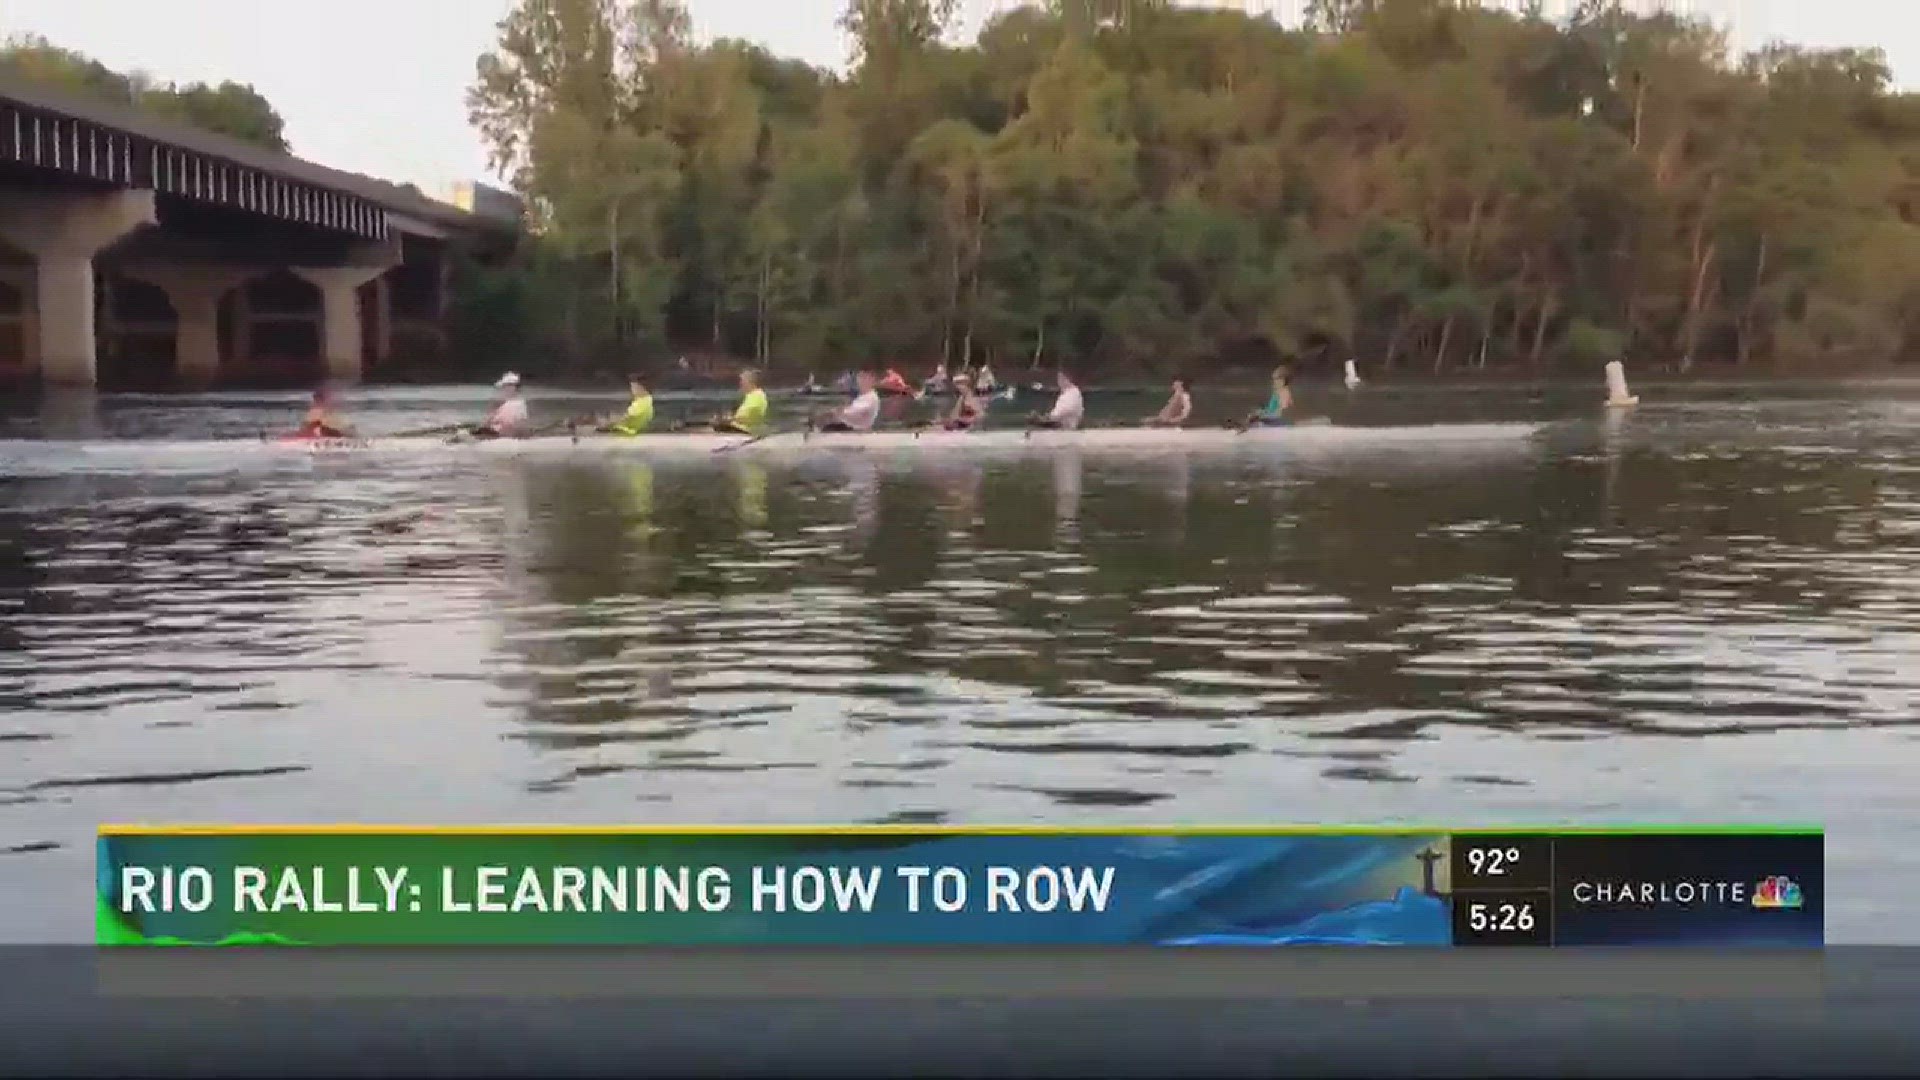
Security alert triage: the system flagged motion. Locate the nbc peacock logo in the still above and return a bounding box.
[1752,876,1804,910]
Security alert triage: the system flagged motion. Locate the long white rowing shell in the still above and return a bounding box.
[280,422,1544,456]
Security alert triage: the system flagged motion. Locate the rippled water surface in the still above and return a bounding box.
[4,381,1919,942]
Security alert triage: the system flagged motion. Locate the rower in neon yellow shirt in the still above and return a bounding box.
[713,368,769,435]
[599,373,655,436]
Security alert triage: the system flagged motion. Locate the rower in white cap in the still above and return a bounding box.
[470,372,531,438]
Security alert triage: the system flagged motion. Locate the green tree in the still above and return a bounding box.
[463,0,1920,379]
[140,81,289,151]
[469,0,692,360]
[2,35,290,151]
[0,33,136,100]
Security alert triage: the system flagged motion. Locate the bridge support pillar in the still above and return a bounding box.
[0,189,157,387]
[34,256,97,387]
[293,266,386,384]
[124,267,261,385]
[0,266,34,376]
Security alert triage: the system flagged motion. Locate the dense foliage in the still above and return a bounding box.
[466,0,1920,381]
[1,34,290,152]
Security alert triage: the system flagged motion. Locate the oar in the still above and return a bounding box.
[713,426,793,454]
[1236,409,1282,433]
[1238,414,1328,433]
[265,427,364,443]
[384,422,467,440]
[1020,414,1070,441]
[529,415,594,437]
[440,415,595,443]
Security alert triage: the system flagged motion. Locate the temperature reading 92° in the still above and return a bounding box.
[1449,834,1553,891]
[1465,846,1520,877]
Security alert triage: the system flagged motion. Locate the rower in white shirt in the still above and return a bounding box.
[815,368,883,433]
[1029,368,1085,430]
[470,372,531,438]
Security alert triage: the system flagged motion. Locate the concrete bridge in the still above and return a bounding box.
[0,75,519,389]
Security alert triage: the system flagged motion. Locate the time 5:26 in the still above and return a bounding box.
[1466,901,1537,933]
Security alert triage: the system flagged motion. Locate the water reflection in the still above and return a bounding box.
[35,392,104,441]
[463,432,1920,757]
[0,385,1918,941]
[1054,451,1083,544]
[1602,405,1627,525]
[845,456,881,548]
[734,459,768,533]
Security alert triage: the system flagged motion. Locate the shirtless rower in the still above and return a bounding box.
[1146,376,1192,427]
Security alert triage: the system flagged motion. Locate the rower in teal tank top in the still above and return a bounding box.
[1246,366,1294,427]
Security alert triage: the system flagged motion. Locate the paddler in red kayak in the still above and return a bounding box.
[294,387,354,439]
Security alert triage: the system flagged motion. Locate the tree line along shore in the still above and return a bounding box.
[457,0,1920,384]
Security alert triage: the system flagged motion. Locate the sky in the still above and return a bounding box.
[2,0,1913,195]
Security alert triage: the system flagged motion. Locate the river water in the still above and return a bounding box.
[2,380,1917,943]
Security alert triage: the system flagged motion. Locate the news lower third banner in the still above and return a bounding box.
[95,826,1824,947]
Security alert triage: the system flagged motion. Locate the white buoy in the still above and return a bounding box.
[1604,360,1639,407]
[1343,359,1362,390]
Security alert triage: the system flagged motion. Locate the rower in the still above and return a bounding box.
[1028,368,1085,430]
[600,373,654,436]
[816,368,881,433]
[470,372,530,438]
[924,363,949,394]
[712,368,769,435]
[976,364,998,393]
[1147,376,1192,427]
[878,366,912,396]
[942,372,986,431]
[1245,366,1294,427]
[296,387,353,438]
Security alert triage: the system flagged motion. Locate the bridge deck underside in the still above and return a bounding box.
[0,100,388,240]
